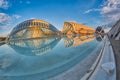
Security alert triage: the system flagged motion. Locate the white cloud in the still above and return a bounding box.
[0,13,11,23]
[84,9,93,14]
[30,17,36,19]
[0,13,21,30]
[0,0,9,9]
[84,0,120,23]
[19,0,31,4]
[101,0,120,21]
[83,8,101,14]
[13,15,21,19]
[0,13,12,30]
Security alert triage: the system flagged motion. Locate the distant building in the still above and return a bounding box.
[8,19,59,40]
[95,26,104,34]
[62,22,95,35]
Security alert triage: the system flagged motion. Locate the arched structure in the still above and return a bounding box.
[95,26,104,34]
[108,19,120,40]
[62,22,95,35]
[9,19,59,40]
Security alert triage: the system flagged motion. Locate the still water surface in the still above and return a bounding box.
[0,35,102,80]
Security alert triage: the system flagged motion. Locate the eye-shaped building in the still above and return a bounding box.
[9,19,59,40]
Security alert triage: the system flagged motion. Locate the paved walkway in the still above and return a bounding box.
[109,36,120,80]
[81,36,116,80]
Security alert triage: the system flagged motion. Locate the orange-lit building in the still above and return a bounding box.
[63,35,95,48]
[62,22,95,35]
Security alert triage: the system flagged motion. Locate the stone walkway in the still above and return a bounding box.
[109,37,120,80]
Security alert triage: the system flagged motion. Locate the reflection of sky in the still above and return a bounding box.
[0,36,102,80]
[7,36,95,56]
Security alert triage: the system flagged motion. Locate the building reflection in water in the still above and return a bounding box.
[95,34,104,42]
[7,35,95,56]
[0,35,96,49]
[63,35,95,48]
[8,37,61,56]
[0,35,99,79]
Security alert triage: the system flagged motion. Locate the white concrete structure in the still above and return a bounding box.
[108,20,120,40]
[81,36,116,80]
[8,19,59,40]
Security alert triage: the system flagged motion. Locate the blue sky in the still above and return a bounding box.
[0,0,120,36]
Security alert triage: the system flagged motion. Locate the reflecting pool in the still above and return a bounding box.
[0,35,102,80]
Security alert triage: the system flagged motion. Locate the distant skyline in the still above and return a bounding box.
[0,0,120,36]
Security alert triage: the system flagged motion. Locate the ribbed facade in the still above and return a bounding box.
[62,22,95,35]
[108,19,120,40]
[9,19,59,40]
